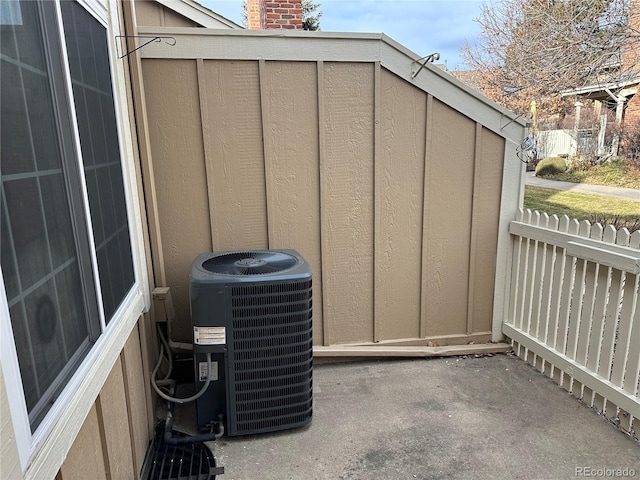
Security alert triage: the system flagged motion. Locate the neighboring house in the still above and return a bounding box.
[562,78,640,157]
[0,2,526,480]
[561,0,640,156]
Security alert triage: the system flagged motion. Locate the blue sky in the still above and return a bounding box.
[199,0,484,69]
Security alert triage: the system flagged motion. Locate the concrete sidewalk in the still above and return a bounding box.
[189,354,639,480]
[525,172,640,202]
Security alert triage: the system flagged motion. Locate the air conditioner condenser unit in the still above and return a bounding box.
[190,250,313,436]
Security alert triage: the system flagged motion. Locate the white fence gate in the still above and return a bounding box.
[504,209,640,434]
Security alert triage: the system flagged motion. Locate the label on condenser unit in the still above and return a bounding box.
[193,326,226,345]
[199,361,218,382]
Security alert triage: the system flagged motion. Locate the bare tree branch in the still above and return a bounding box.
[461,0,639,116]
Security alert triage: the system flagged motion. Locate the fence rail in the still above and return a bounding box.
[505,209,640,434]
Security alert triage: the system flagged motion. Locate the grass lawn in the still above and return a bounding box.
[540,158,640,189]
[524,186,640,230]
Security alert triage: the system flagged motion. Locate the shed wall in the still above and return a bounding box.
[141,58,507,347]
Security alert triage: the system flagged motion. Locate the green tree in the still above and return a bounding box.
[302,0,322,31]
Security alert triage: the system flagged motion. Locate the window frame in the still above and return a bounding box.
[0,0,149,474]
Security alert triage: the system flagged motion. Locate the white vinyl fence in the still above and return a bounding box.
[535,129,601,158]
[536,129,577,158]
[504,209,640,434]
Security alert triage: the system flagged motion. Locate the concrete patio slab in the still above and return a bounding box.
[175,353,639,480]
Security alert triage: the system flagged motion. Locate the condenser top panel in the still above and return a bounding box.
[190,249,311,284]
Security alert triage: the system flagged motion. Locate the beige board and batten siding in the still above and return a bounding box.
[321,62,375,345]
[135,0,200,27]
[375,67,426,342]
[134,0,244,29]
[57,323,150,480]
[260,61,325,342]
[137,30,526,350]
[142,58,212,342]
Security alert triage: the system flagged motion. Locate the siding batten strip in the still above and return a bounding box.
[315,61,325,346]
[120,343,140,477]
[373,61,381,343]
[258,59,272,248]
[196,58,216,247]
[93,352,136,480]
[94,398,112,480]
[419,94,433,339]
[466,123,482,335]
[119,351,139,479]
[317,60,330,346]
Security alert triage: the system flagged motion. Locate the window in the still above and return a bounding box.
[1,0,136,432]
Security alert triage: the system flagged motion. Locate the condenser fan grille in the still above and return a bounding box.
[202,251,299,276]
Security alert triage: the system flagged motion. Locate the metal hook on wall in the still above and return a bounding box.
[411,52,440,79]
[116,35,176,59]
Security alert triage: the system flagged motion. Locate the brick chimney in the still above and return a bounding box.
[247,0,303,30]
[247,0,265,30]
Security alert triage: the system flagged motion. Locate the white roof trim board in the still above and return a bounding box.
[135,27,526,144]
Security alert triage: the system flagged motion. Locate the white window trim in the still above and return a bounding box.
[0,0,150,476]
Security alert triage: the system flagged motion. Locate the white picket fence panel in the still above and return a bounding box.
[504,209,640,434]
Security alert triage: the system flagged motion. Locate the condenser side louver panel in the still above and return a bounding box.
[227,280,312,435]
[191,250,313,436]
